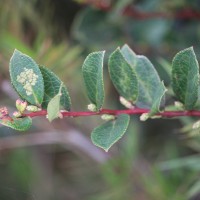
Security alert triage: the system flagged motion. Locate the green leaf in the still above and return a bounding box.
[9,49,44,106]
[136,56,167,111]
[82,51,105,110]
[39,66,71,110]
[91,114,130,152]
[172,47,199,110]
[121,44,137,67]
[136,56,166,109]
[120,45,167,117]
[121,44,166,109]
[148,81,167,116]
[47,84,63,122]
[0,117,32,131]
[108,48,138,103]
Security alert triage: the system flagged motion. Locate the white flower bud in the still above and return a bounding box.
[119,96,134,109]
[140,113,149,121]
[193,120,200,129]
[174,101,184,110]
[87,104,97,112]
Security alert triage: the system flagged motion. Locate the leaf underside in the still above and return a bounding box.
[91,114,130,152]
[121,44,166,115]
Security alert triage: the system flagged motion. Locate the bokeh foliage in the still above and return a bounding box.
[0,0,200,199]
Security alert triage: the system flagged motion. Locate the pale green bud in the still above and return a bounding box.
[101,114,115,121]
[150,115,161,119]
[16,99,27,113]
[140,113,149,121]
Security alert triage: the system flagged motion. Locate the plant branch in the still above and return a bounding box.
[82,1,200,20]
[23,108,200,118]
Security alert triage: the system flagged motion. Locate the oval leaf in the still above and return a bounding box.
[108,48,138,103]
[0,117,32,131]
[9,49,44,106]
[82,51,105,110]
[121,45,166,109]
[172,47,199,110]
[136,56,166,109]
[40,66,71,110]
[120,45,167,117]
[91,114,130,152]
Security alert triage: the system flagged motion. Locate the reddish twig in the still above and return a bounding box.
[23,108,200,119]
[82,0,200,20]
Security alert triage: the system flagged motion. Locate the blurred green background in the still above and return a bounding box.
[0,0,200,199]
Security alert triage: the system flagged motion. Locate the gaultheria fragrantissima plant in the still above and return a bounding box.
[1,45,200,152]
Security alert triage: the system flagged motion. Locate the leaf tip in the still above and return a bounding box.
[181,46,195,54]
[188,46,194,50]
[122,44,129,48]
[112,47,120,54]
[14,48,19,52]
[13,49,22,56]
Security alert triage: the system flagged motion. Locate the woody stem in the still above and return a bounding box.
[23,108,200,118]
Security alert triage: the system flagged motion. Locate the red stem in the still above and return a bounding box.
[82,1,200,20]
[23,108,200,118]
